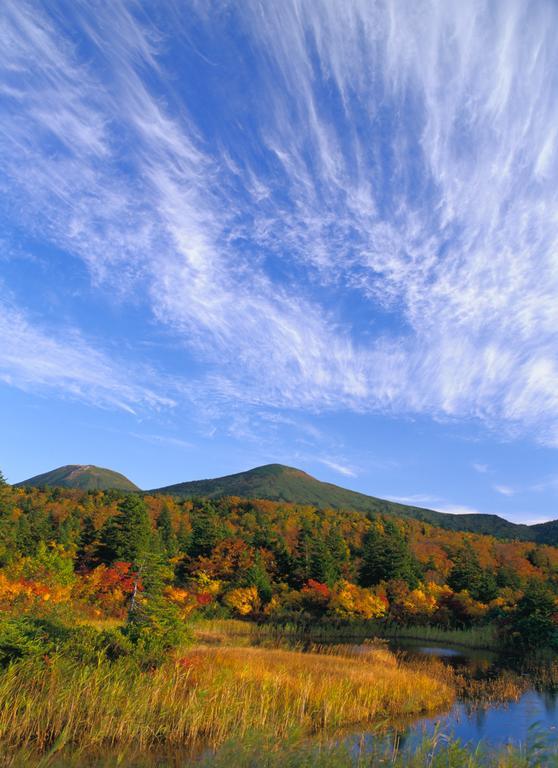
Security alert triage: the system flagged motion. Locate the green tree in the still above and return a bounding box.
[447,544,483,595]
[157,505,178,558]
[507,580,558,651]
[309,536,339,586]
[292,525,313,586]
[176,519,190,554]
[242,553,273,604]
[476,570,498,602]
[98,495,151,565]
[76,515,97,567]
[188,503,222,559]
[360,520,419,588]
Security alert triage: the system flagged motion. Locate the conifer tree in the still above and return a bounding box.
[243,553,273,603]
[360,519,419,588]
[447,544,483,595]
[157,505,178,557]
[98,495,151,565]
[188,502,222,559]
[176,519,190,553]
[309,536,339,586]
[76,515,98,567]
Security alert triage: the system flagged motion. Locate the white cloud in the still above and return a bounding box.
[388,494,442,507]
[0,299,173,413]
[1,0,558,448]
[493,484,516,497]
[315,458,357,478]
[473,463,489,474]
[435,504,486,517]
[130,433,192,449]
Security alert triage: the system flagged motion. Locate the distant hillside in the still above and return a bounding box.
[17,462,557,543]
[15,465,139,492]
[150,463,538,541]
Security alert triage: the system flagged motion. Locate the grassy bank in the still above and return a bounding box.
[375,623,498,650]
[0,644,453,756]
[192,618,499,650]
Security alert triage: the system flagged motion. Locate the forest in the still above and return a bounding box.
[1,469,557,652]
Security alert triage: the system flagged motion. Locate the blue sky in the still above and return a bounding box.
[1,1,558,524]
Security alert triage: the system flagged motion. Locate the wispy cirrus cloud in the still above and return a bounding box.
[0,299,173,413]
[472,463,490,474]
[494,484,516,497]
[315,458,357,478]
[1,0,558,450]
[129,432,192,449]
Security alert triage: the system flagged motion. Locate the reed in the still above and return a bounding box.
[0,644,453,755]
[191,618,499,650]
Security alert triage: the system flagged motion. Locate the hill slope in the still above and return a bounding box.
[150,463,536,540]
[16,465,139,492]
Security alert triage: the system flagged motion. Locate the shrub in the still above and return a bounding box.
[122,596,191,666]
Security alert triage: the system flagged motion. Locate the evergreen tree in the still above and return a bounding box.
[292,525,313,585]
[176,519,190,554]
[508,580,558,651]
[98,495,151,565]
[242,553,273,603]
[326,526,350,568]
[476,570,498,602]
[496,564,521,590]
[447,545,483,595]
[157,505,178,557]
[15,514,34,555]
[360,519,419,588]
[58,510,81,549]
[0,469,8,487]
[309,536,339,586]
[76,515,98,567]
[188,502,221,559]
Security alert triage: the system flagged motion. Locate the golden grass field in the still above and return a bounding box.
[0,643,453,754]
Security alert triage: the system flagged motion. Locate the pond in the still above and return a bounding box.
[361,638,558,752]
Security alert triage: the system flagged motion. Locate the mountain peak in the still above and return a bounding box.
[15,465,139,492]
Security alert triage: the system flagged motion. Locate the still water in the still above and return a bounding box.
[376,639,558,750]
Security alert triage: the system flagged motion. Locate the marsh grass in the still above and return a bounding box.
[0,644,453,755]
[192,619,499,650]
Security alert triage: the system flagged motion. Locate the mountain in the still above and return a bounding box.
[150,463,540,541]
[16,462,557,543]
[15,465,140,492]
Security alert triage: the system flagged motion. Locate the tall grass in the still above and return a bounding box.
[192,618,499,650]
[0,645,453,755]
[375,623,498,650]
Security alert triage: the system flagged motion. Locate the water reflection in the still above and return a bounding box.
[377,640,558,750]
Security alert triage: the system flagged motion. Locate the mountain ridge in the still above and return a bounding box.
[149,463,548,542]
[16,462,557,543]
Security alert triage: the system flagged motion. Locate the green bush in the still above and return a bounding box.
[0,615,69,665]
[122,597,191,666]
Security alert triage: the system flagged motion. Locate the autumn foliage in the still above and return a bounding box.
[0,482,557,635]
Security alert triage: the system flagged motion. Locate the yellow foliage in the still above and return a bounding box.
[330,580,387,620]
[223,586,260,616]
[163,586,198,618]
[190,570,221,596]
